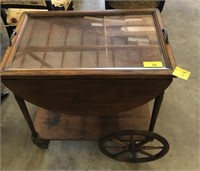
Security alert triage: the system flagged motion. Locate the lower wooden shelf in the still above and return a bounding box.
[34,104,150,140]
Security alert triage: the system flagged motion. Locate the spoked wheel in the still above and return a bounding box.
[99,130,169,163]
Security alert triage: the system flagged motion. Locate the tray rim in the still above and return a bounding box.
[0,9,176,78]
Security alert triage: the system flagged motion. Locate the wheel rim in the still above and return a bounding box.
[99,130,169,163]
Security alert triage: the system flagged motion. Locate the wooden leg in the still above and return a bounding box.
[149,92,164,132]
[31,136,50,149]
[14,94,50,149]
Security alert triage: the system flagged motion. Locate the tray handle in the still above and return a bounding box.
[162,29,169,44]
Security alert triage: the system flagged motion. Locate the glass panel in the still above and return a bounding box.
[6,14,167,70]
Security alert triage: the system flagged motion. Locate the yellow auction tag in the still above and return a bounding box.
[172,66,191,80]
[143,61,163,68]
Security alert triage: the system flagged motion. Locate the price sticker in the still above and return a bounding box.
[143,61,163,68]
[172,66,191,80]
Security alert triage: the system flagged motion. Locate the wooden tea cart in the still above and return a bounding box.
[0,10,176,163]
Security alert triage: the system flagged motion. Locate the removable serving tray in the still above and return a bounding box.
[1,10,175,75]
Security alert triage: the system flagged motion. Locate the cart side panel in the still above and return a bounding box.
[2,78,172,115]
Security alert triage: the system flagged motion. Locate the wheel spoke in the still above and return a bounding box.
[111,138,128,147]
[142,146,164,150]
[137,149,154,157]
[99,130,169,163]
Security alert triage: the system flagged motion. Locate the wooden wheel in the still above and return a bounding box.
[99,130,169,163]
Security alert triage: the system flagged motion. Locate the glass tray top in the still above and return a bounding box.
[5,12,169,70]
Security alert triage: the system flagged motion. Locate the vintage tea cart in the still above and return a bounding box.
[0,10,176,163]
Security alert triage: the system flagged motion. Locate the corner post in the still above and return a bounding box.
[149,92,164,132]
[14,94,50,149]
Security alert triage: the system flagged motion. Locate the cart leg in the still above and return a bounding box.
[14,94,50,149]
[149,92,164,132]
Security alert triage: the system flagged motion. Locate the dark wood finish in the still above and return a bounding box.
[4,79,172,115]
[0,10,176,149]
[149,92,164,132]
[1,10,174,115]
[1,10,176,77]
[1,10,175,72]
[14,94,50,148]
[34,104,150,140]
[14,94,38,138]
[31,136,50,149]
[99,130,169,163]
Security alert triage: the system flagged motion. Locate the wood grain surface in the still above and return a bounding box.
[34,104,150,140]
[3,78,172,115]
